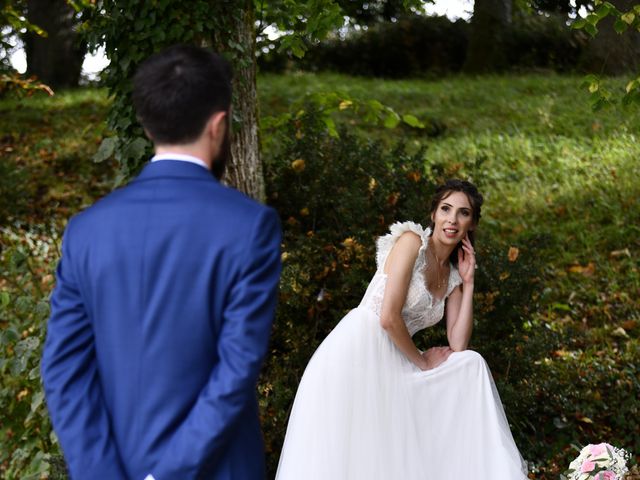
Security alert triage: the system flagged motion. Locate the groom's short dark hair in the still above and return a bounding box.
[133,45,232,145]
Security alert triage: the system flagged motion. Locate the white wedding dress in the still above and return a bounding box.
[276,221,529,480]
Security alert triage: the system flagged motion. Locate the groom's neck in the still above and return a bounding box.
[155,143,212,169]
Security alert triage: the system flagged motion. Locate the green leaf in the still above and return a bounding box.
[621,11,636,25]
[402,114,425,128]
[552,303,571,312]
[10,356,28,376]
[291,43,306,59]
[93,137,117,163]
[322,116,338,137]
[15,296,31,313]
[2,328,20,345]
[30,391,44,413]
[594,3,612,20]
[28,366,40,380]
[580,74,599,89]
[16,337,40,355]
[584,22,598,37]
[153,29,166,43]
[367,99,385,112]
[34,301,50,319]
[571,18,587,30]
[280,35,307,59]
[169,23,185,39]
[116,116,132,130]
[384,112,401,129]
[119,56,131,72]
[591,96,607,111]
[614,18,628,33]
[123,137,150,161]
[0,290,9,308]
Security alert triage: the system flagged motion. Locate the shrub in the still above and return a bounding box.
[260,15,469,77]
[259,13,589,77]
[505,13,588,73]
[0,226,60,479]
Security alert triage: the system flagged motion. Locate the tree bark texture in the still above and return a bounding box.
[214,4,265,202]
[24,0,85,89]
[464,0,513,73]
[582,0,640,75]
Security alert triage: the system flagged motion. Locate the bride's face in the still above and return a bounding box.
[430,191,474,247]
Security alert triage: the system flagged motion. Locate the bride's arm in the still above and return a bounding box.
[445,235,476,351]
[379,232,430,371]
[445,285,473,351]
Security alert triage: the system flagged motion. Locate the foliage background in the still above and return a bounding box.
[258,13,588,76]
[1,74,639,480]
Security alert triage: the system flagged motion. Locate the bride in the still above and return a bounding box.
[275,179,529,479]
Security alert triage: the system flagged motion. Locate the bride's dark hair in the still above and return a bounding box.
[427,179,483,266]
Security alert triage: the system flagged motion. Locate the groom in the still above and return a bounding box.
[41,45,281,479]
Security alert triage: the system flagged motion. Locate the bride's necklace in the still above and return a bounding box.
[427,241,449,290]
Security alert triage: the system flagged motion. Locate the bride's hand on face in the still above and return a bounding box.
[457,233,476,285]
[421,346,453,370]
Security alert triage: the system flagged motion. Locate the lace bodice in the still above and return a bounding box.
[359,221,462,336]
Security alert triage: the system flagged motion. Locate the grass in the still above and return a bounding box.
[0,88,114,225]
[260,72,640,477]
[1,73,638,479]
[259,71,640,303]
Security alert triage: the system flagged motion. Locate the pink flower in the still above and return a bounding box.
[598,471,616,480]
[581,460,596,473]
[589,443,608,457]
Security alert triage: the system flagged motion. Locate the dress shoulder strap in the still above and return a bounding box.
[375,221,430,272]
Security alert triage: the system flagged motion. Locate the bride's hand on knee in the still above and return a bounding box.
[421,346,453,370]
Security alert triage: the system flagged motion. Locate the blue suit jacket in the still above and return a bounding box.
[41,160,282,480]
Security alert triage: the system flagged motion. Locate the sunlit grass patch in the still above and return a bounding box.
[0,88,113,226]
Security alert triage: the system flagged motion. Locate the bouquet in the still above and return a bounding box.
[565,443,632,480]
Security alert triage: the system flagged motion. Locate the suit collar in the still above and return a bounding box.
[134,159,219,183]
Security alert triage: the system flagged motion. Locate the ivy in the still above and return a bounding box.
[0,227,59,479]
[84,0,244,178]
[83,0,426,180]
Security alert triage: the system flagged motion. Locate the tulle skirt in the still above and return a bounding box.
[275,306,528,480]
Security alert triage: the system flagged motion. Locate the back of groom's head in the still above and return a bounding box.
[133,45,232,146]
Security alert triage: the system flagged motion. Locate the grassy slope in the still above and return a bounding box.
[1,73,638,477]
[259,72,640,474]
[261,73,639,270]
[260,72,639,307]
[0,89,114,225]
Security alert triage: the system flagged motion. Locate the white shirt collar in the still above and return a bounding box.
[151,153,209,170]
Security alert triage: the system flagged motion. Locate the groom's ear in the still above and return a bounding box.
[207,111,227,143]
[206,111,229,168]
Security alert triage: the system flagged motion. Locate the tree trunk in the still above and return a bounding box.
[581,0,640,75]
[464,0,513,73]
[213,4,265,202]
[24,0,85,89]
